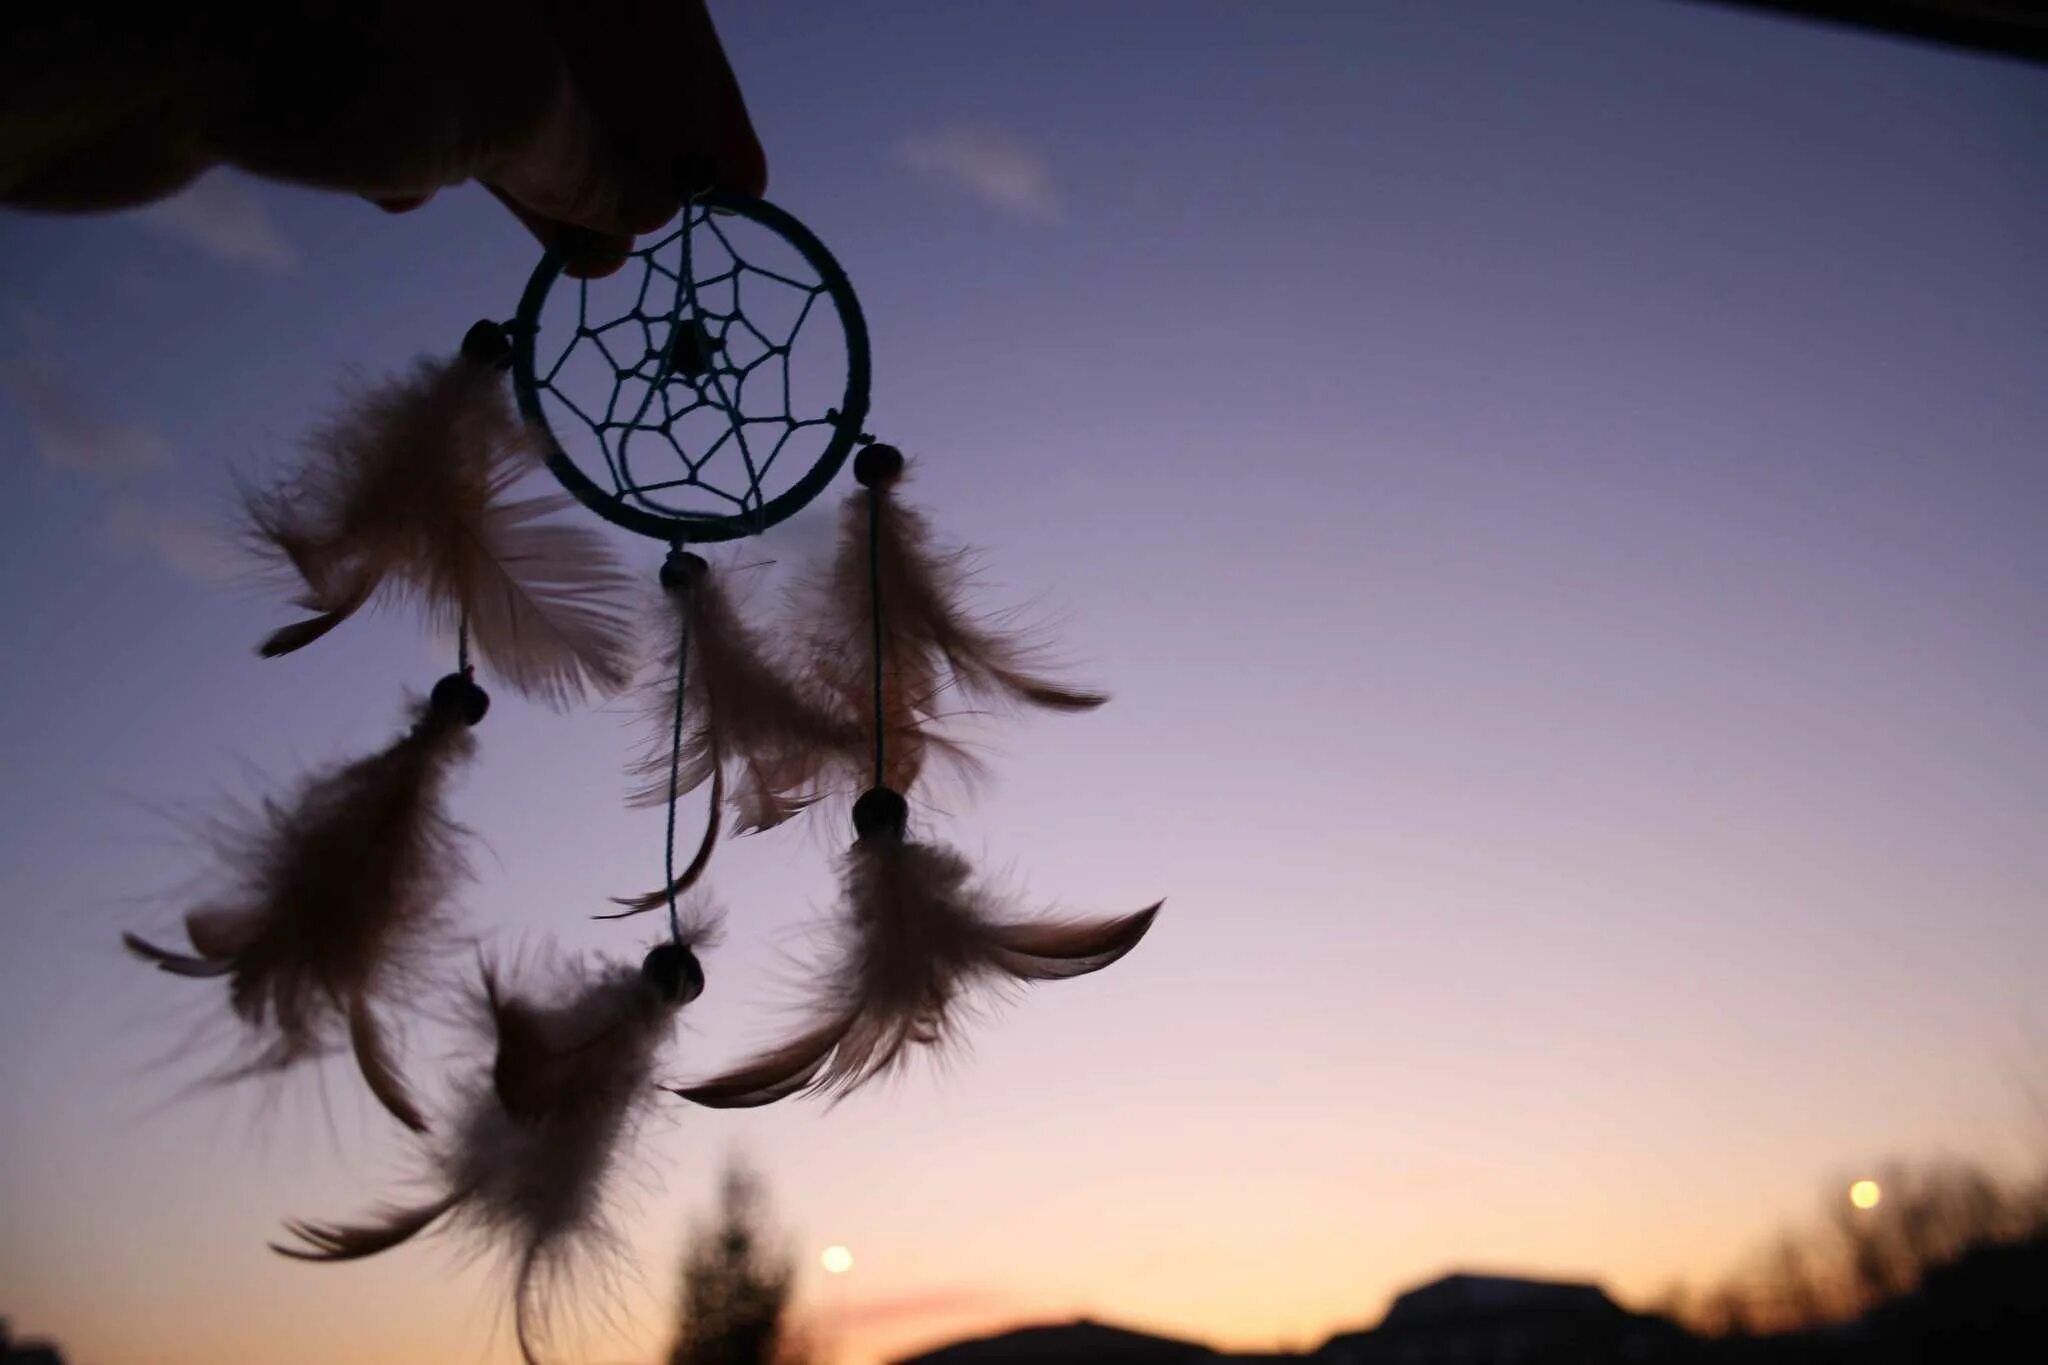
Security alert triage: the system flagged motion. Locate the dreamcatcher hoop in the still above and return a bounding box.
[510,191,872,544]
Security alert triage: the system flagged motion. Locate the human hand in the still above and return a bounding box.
[0,1,766,277]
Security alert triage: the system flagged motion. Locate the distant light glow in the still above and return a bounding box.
[821,1244,854,1274]
[1849,1180,1882,1210]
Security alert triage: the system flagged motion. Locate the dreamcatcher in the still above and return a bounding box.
[123,191,1161,1363]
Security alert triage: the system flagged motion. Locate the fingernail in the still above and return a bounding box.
[565,254,630,280]
[556,225,631,276]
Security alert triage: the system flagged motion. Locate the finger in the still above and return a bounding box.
[543,0,767,202]
[214,4,565,210]
[370,192,435,214]
[486,183,632,278]
[483,65,685,239]
[676,3,769,197]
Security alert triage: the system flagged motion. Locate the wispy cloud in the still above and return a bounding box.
[98,495,238,584]
[3,326,233,582]
[0,350,172,484]
[896,125,1062,222]
[136,170,299,272]
[823,1286,1011,1331]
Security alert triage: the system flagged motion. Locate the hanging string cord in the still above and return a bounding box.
[662,561,692,946]
[456,611,472,675]
[867,488,886,787]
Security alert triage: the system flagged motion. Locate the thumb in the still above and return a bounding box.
[483,69,683,236]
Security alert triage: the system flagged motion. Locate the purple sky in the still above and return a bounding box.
[2,4,2043,1363]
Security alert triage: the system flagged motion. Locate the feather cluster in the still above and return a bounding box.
[628,555,861,833]
[799,469,1106,795]
[655,460,1156,1107]
[275,927,712,1365]
[623,467,1102,846]
[123,687,480,1131]
[607,557,853,918]
[246,348,636,707]
[679,814,1158,1109]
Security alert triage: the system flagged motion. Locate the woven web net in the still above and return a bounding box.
[523,201,857,537]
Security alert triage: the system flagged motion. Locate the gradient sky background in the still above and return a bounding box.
[2,3,2044,1363]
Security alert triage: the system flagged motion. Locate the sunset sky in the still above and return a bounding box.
[2,3,2044,1364]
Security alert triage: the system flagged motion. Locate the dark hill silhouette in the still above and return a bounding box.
[896,1318,1212,1365]
[889,1237,2048,1365]
[1321,1272,1687,1365]
[0,1320,65,1365]
[1380,1272,1616,1325]
[890,1276,1687,1365]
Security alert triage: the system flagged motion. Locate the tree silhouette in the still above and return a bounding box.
[668,1161,805,1365]
[1685,1155,2048,1339]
